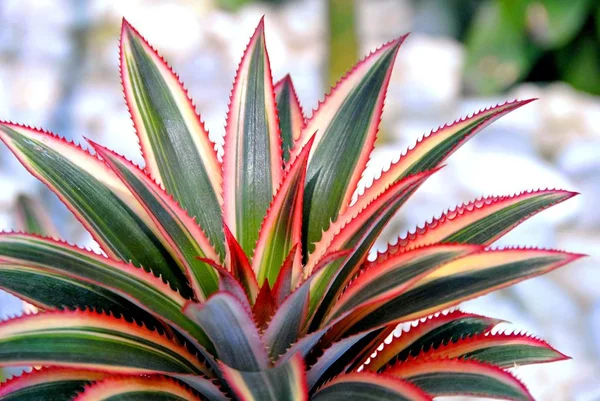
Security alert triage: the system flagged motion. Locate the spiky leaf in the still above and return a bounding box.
[120,20,224,257]
[223,19,282,256]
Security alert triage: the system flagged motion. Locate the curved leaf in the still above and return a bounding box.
[352,248,582,331]
[325,244,479,325]
[353,99,535,212]
[184,292,268,372]
[224,225,260,303]
[295,36,406,253]
[387,359,533,401]
[74,375,203,401]
[253,135,313,287]
[365,310,502,371]
[0,368,108,401]
[0,310,209,376]
[0,122,190,296]
[221,354,307,401]
[410,331,568,368]
[307,169,440,328]
[385,189,576,255]
[223,18,283,256]
[90,142,219,300]
[311,372,431,401]
[306,331,372,390]
[275,75,304,162]
[120,20,224,257]
[0,233,210,347]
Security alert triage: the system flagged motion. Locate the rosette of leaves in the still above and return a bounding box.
[0,17,581,401]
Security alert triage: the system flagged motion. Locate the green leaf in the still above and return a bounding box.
[311,372,431,401]
[0,233,211,348]
[13,194,59,238]
[365,310,502,372]
[464,2,536,94]
[91,142,219,300]
[306,331,372,391]
[120,20,225,257]
[221,354,307,401]
[0,368,108,401]
[253,135,313,287]
[391,189,576,252]
[74,375,204,401]
[412,331,568,368]
[274,75,304,162]
[353,100,535,214]
[349,248,582,333]
[223,19,283,257]
[307,170,437,329]
[325,244,479,325]
[184,292,269,372]
[387,359,533,401]
[0,123,190,297]
[0,310,209,376]
[294,37,405,253]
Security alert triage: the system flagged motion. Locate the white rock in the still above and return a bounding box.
[390,34,465,112]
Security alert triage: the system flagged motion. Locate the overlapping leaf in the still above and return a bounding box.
[275,75,304,162]
[120,19,224,257]
[365,310,502,371]
[384,189,576,254]
[90,142,219,300]
[295,36,407,252]
[74,376,203,401]
[387,359,533,401]
[0,368,108,401]
[0,123,190,295]
[311,372,431,401]
[0,233,210,346]
[341,248,581,335]
[222,354,307,401]
[352,99,535,212]
[0,310,209,376]
[223,18,283,256]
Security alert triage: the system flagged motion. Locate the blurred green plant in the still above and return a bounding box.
[216,0,289,11]
[327,0,358,86]
[463,0,600,94]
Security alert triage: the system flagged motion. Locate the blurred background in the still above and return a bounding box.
[0,0,598,399]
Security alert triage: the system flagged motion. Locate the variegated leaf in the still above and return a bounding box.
[350,248,582,332]
[365,310,502,371]
[294,36,407,253]
[120,20,224,257]
[91,142,219,300]
[410,331,568,368]
[306,169,439,328]
[352,99,535,212]
[0,122,190,296]
[0,233,210,347]
[184,292,269,372]
[311,372,432,401]
[0,310,209,376]
[0,368,108,401]
[222,353,307,401]
[387,359,533,401]
[74,376,203,401]
[253,135,313,287]
[275,75,304,162]
[384,189,576,255]
[223,18,283,256]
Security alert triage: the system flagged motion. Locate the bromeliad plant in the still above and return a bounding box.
[0,17,582,401]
